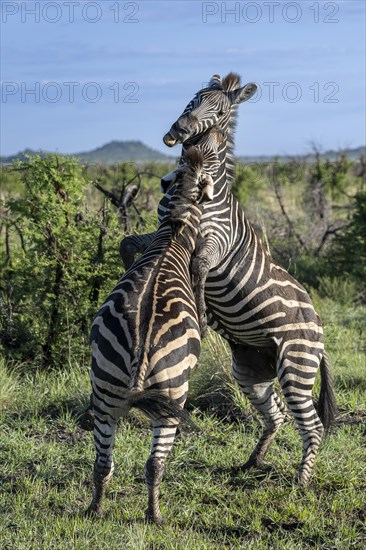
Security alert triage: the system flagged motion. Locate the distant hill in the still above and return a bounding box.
[1,142,365,165]
[0,148,41,164]
[237,146,366,163]
[0,140,174,165]
[76,140,174,163]
[315,146,365,161]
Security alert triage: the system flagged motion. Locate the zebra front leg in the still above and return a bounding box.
[192,255,210,338]
[119,232,156,270]
[144,422,178,525]
[86,414,117,517]
[192,234,219,338]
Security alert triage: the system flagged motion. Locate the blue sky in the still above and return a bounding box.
[1,0,365,156]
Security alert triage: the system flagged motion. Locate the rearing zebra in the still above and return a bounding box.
[162,73,337,484]
[161,73,336,484]
[86,140,220,524]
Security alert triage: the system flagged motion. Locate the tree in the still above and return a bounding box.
[0,154,123,368]
[328,190,366,297]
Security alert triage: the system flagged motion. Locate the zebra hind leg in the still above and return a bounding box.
[239,383,287,470]
[86,411,117,517]
[277,352,324,485]
[231,346,287,471]
[144,422,179,525]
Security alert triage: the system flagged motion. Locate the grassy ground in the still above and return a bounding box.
[1,299,365,549]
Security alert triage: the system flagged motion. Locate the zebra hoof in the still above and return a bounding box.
[84,504,103,519]
[145,510,163,526]
[242,458,261,470]
[232,457,261,474]
[294,472,311,486]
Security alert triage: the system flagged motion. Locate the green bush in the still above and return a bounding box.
[327,190,366,294]
[232,163,267,206]
[0,154,124,368]
[1,153,364,369]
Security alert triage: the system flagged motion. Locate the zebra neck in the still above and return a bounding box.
[209,137,232,201]
[161,205,202,254]
[220,106,238,187]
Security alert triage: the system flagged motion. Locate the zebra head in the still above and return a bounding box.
[173,145,214,206]
[163,73,257,147]
[168,145,218,249]
[161,127,223,194]
[169,132,222,234]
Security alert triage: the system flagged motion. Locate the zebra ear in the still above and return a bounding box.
[229,82,257,104]
[209,74,222,90]
[199,174,214,203]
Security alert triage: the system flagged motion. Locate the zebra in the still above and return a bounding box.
[86,140,220,524]
[125,72,337,485]
[119,130,221,271]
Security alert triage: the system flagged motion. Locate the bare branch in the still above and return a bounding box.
[273,179,309,254]
[314,224,347,255]
[92,181,120,208]
[0,212,26,253]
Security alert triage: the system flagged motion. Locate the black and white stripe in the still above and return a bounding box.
[86,143,219,523]
[161,73,336,483]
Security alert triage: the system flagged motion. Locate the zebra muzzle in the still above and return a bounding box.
[163,132,178,147]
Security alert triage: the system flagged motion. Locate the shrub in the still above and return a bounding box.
[0,155,123,368]
[326,190,366,296]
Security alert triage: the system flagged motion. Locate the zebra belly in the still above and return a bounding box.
[204,281,323,351]
[206,307,275,348]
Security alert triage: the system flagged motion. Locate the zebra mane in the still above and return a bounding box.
[169,147,205,237]
[222,72,241,187]
[170,147,204,208]
[222,72,241,92]
[178,73,241,188]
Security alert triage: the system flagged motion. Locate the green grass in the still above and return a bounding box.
[1,300,365,549]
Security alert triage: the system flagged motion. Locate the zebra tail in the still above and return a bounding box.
[318,352,338,433]
[127,389,198,431]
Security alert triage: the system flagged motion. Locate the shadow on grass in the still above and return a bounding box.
[188,395,252,425]
[336,409,366,433]
[335,375,366,392]
[193,523,253,540]
[3,394,91,423]
[178,518,304,541]
[261,517,305,533]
